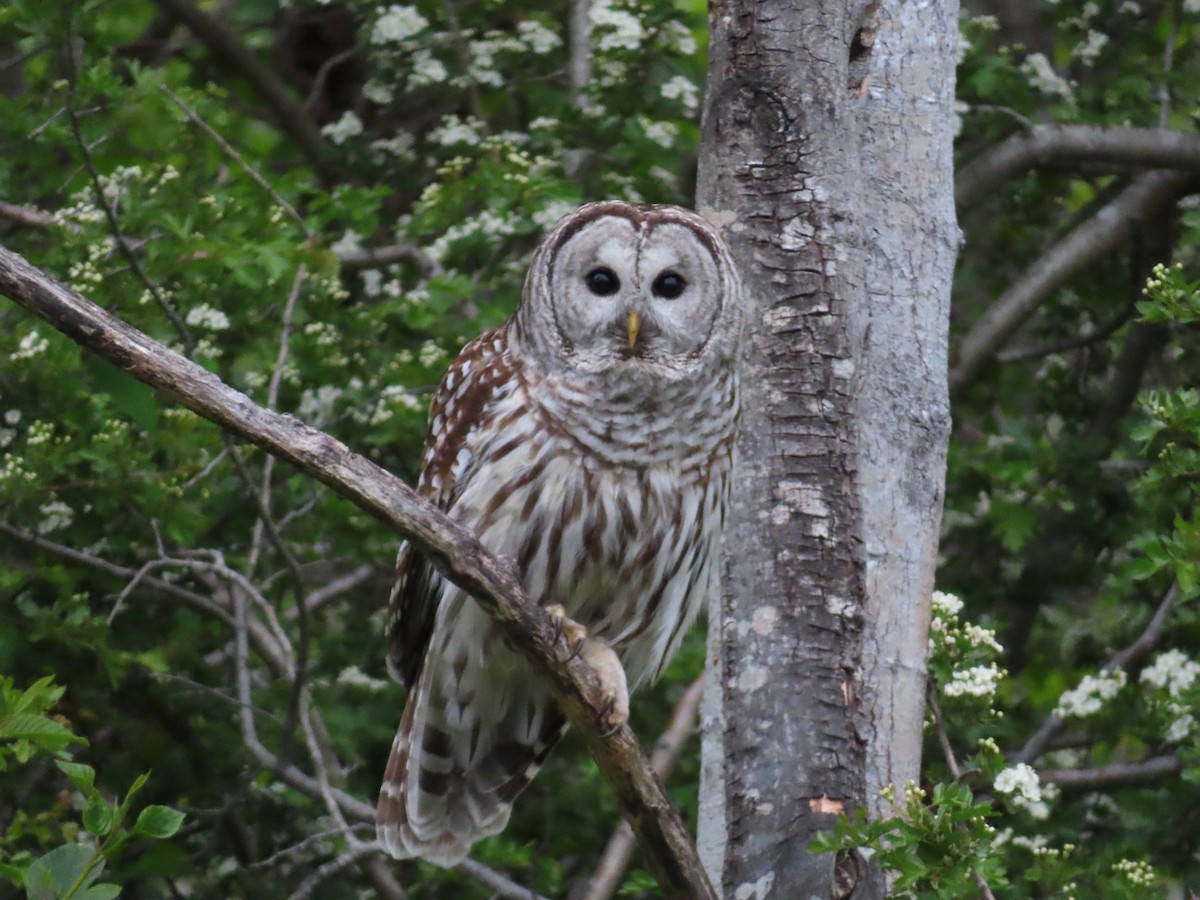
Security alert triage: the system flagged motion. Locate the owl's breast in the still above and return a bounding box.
[454,406,734,687]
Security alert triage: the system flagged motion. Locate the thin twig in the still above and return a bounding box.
[926,684,964,781]
[457,857,551,900]
[287,843,381,900]
[1013,581,1180,766]
[162,85,313,241]
[63,7,195,352]
[298,564,377,617]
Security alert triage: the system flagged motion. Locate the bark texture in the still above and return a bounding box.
[695,0,957,895]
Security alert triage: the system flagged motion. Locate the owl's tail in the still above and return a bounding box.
[376,677,567,867]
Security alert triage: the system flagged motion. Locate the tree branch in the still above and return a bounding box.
[950,170,1193,398]
[0,242,716,899]
[576,676,704,900]
[956,125,1200,209]
[1012,581,1179,766]
[1039,755,1181,791]
[149,0,330,178]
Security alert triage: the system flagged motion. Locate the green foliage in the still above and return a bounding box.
[1,0,1199,894]
[0,677,183,899]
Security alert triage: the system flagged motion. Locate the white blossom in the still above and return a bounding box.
[410,49,448,86]
[590,3,645,52]
[1022,53,1074,100]
[1054,668,1126,718]
[1072,29,1109,64]
[430,115,483,147]
[362,80,392,105]
[994,763,1051,819]
[38,500,74,535]
[640,117,678,148]
[12,330,50,360]
[330,229,364,257]
[1140,649,1200,697]
[658,20,697,55]
[932,590,964,617]
[942,663,1004,699]
[184,303,231,331]
[532,200,577,230]
[660,75,700,115]
[518,19,561,54]
[321,111,363,145]
[298,385,343,424]
[336,665,390,692]
[4,410,21,425]
[371,5,429,44]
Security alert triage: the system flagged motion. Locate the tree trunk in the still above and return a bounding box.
[695,0,958,895]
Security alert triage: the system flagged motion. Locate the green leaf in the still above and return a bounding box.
[83,797,113,837]
[72,885,121,900]
[133,805,185,839]
[24,844,99,900]
[118,771,150,818]
[56,761,96,794]
[0,713,78,751]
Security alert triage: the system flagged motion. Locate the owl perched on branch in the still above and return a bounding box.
[376,201,743,865]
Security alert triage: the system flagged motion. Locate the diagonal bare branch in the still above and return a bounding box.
[950,170,1194,398]
[0,242,716,900]
[956,125,1200,209]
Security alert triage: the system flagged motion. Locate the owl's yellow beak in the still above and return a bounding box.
[627,310,640,350]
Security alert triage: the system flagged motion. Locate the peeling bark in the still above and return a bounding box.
[696,0,957,896]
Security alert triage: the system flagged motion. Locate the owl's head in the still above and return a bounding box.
[514,202,743,381]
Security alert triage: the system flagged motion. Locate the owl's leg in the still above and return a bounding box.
[546,604,630,736]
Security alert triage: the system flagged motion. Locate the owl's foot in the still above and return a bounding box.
[544,605,629,736]
[581,638,630,736]
[546,604,588,661]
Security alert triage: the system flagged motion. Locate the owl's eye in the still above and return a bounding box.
[585,267,620,296]
[652,271,686,299]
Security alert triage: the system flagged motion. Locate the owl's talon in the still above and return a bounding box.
[546,604,588,661]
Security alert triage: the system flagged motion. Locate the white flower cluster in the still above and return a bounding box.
[942,663,1004,699]
[532,200,577,231]
[1072,29,1109,64]
[68,237,114,291]
[658,20,697,55]
[639,117,678,148]
[185,303,231,331]
[994,763,1054,819]
[1054,668,1126,718]
[429,114,484,147]
[322,110,364,145]
[930,590,1006,702]
[1140,649,1200,741]
[372,5,429,44]
[468,34,522,86]
[1112,859,1156,887]
[0,410,17,449]
[370,384,425,424]
[0,453,35,484]
[410,49,448,86]
[298,385,344,425]
[660,75,700,116]
[1021,53,1074,100]
[426,208,519,264]
[37,500,74,535]
[590,2,645,52]
[517,19,561,54]
[12,330,50,361]
[336,665,390,692]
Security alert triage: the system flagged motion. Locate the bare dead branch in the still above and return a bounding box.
[1040,755,1181,791]
[1013,581,1180,766]
[956,125,1200,209]
[578,676,704,900]
[950,170,1193,398]
[0,243,716,899]
[457,858,552,900]
[0,201,62,231]
[150,0,330,178]
[300,564,378,616]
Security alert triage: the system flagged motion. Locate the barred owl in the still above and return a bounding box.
[376,201,742,866]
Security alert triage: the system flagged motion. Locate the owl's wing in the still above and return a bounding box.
[385,324,515,688]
